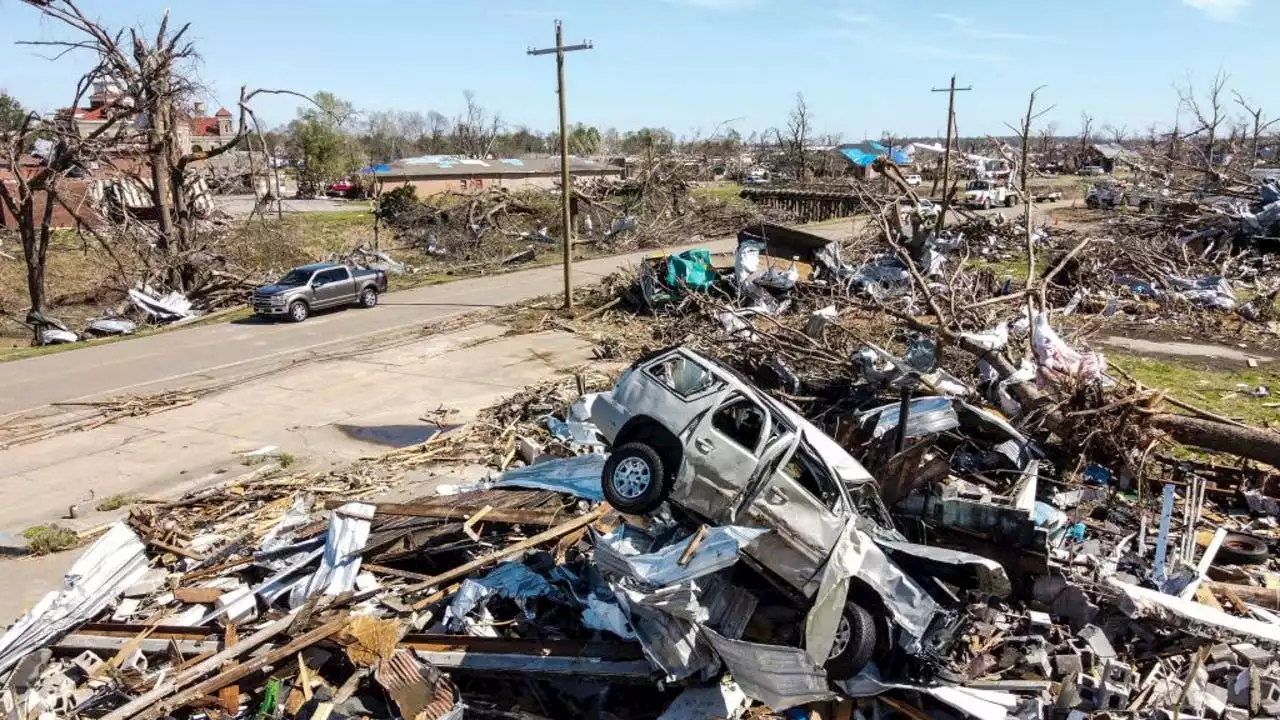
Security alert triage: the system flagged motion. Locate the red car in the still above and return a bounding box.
[326,180,356,197]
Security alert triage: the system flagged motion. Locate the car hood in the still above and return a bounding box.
[255,284,297,296]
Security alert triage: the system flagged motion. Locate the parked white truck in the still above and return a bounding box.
[961,179,1019,210]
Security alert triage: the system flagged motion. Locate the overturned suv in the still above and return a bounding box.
[587,346,1010,681]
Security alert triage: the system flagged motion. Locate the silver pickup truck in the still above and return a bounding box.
[251,262,388,322]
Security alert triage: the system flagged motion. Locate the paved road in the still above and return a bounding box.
[0,206,1036,418]
[0,237,764,416]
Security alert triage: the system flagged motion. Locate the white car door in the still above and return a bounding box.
[676,391,773,524]
[741,436,846,592]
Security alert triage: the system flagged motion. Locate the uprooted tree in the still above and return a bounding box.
[13,0,311,307]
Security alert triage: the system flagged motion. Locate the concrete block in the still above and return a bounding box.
[1223,708,1249,720]
[1204,683,1229,719]
[1206,661,1239,681]
[10,648,51,692]
[1097,660,1133,712]
[1077,624,1116,661]
[1233,642,1272,668]
[1054,654,1084,677]
[1209,643,1236,665]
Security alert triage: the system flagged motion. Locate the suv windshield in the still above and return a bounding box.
[967,181,992,191]
[277,268,314,286]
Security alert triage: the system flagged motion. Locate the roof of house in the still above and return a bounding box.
[1093,143,1137,160]
[370,155,617,179]
[190,118,223,137]
[214,107,233,117]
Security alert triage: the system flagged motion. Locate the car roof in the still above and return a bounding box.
[652,346,877,485]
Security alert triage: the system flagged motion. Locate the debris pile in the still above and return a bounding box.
[379,160,787,267]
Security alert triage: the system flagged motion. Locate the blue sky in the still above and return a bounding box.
[0,0,1274,141]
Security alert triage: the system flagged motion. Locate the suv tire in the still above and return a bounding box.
[359,287,379,308]
[825,602,878,680]
[288,301,309,323]
[602,442,667,514]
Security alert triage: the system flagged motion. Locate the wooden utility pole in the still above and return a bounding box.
[528,20,593,309]
[931,75,972,232]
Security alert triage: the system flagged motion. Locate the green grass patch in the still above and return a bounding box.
[1109,353,1279,427]
[692,182,744,201]
[23,524,82,555]
[95,493,139,512]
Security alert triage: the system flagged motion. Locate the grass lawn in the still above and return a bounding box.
[1109,352,1279,427]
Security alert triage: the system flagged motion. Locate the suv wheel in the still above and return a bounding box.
[981,198,992,211]
[825,602,878,680]
[359,287,379,308]
[601,443,667,514]
[288,301,309,323]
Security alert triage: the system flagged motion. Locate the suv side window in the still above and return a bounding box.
[780,451,839,510]
[711,397,767,453]
[313,269,336,285]
[646,355,717,398]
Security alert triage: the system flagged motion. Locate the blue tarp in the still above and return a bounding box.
[841,144,911,168]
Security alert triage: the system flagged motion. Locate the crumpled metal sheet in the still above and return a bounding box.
[616,587,715,681]
[877,539,1013,598]
[290,502,374,607]
[860,396,961,440]
[496,454,606,501]
[700,627,835,711]
[582,595,637,640]
[656,681,750,720]
[0,524,149,673]
[1106,576,1280,644]
[839,664,1015,720]
[444,562,562,632]
[592,525,766,589]
[809,521,940,658]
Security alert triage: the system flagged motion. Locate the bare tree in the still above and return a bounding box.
[1078,111,1094,155]
[1103,123,1128,144]
[1146,123,1161,149]
[774,92,810,180]
[1037,122,1057,153]
[17,0,309,297]
[451,90,502,159]
[1178,69,1230,171]
[423,111,450,153]
[1232,90,1279,167]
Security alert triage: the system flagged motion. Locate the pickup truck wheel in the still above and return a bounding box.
[825,602,878,681]
[1086,197,1100,209]
[981,199,992,211]
[602,443,667,515]
[359,287,379,308]
[1004,195,1016,208]
[288,301,309,323]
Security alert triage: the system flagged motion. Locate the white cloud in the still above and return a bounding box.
[933,12,1055,42]
[661,0,762,9]
[1182,0,1249,21]
[837,10,874,24]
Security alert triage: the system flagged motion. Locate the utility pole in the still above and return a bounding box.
[931,75,972,232]
[528,20,593,309]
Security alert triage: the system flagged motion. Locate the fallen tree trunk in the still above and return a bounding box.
[1149,414,1280,469]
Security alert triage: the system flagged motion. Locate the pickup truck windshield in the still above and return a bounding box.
[277,269,314,286]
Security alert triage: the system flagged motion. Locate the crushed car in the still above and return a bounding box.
[583,345,1012,682]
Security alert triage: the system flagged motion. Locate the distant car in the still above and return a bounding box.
[904,173,922,187]
[961,180,1019,209]
[1085,182,1163,213]
[326,180,356,197]
[1078,165,1106,176]
[898,198,939,221]
[251,262,387,322]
